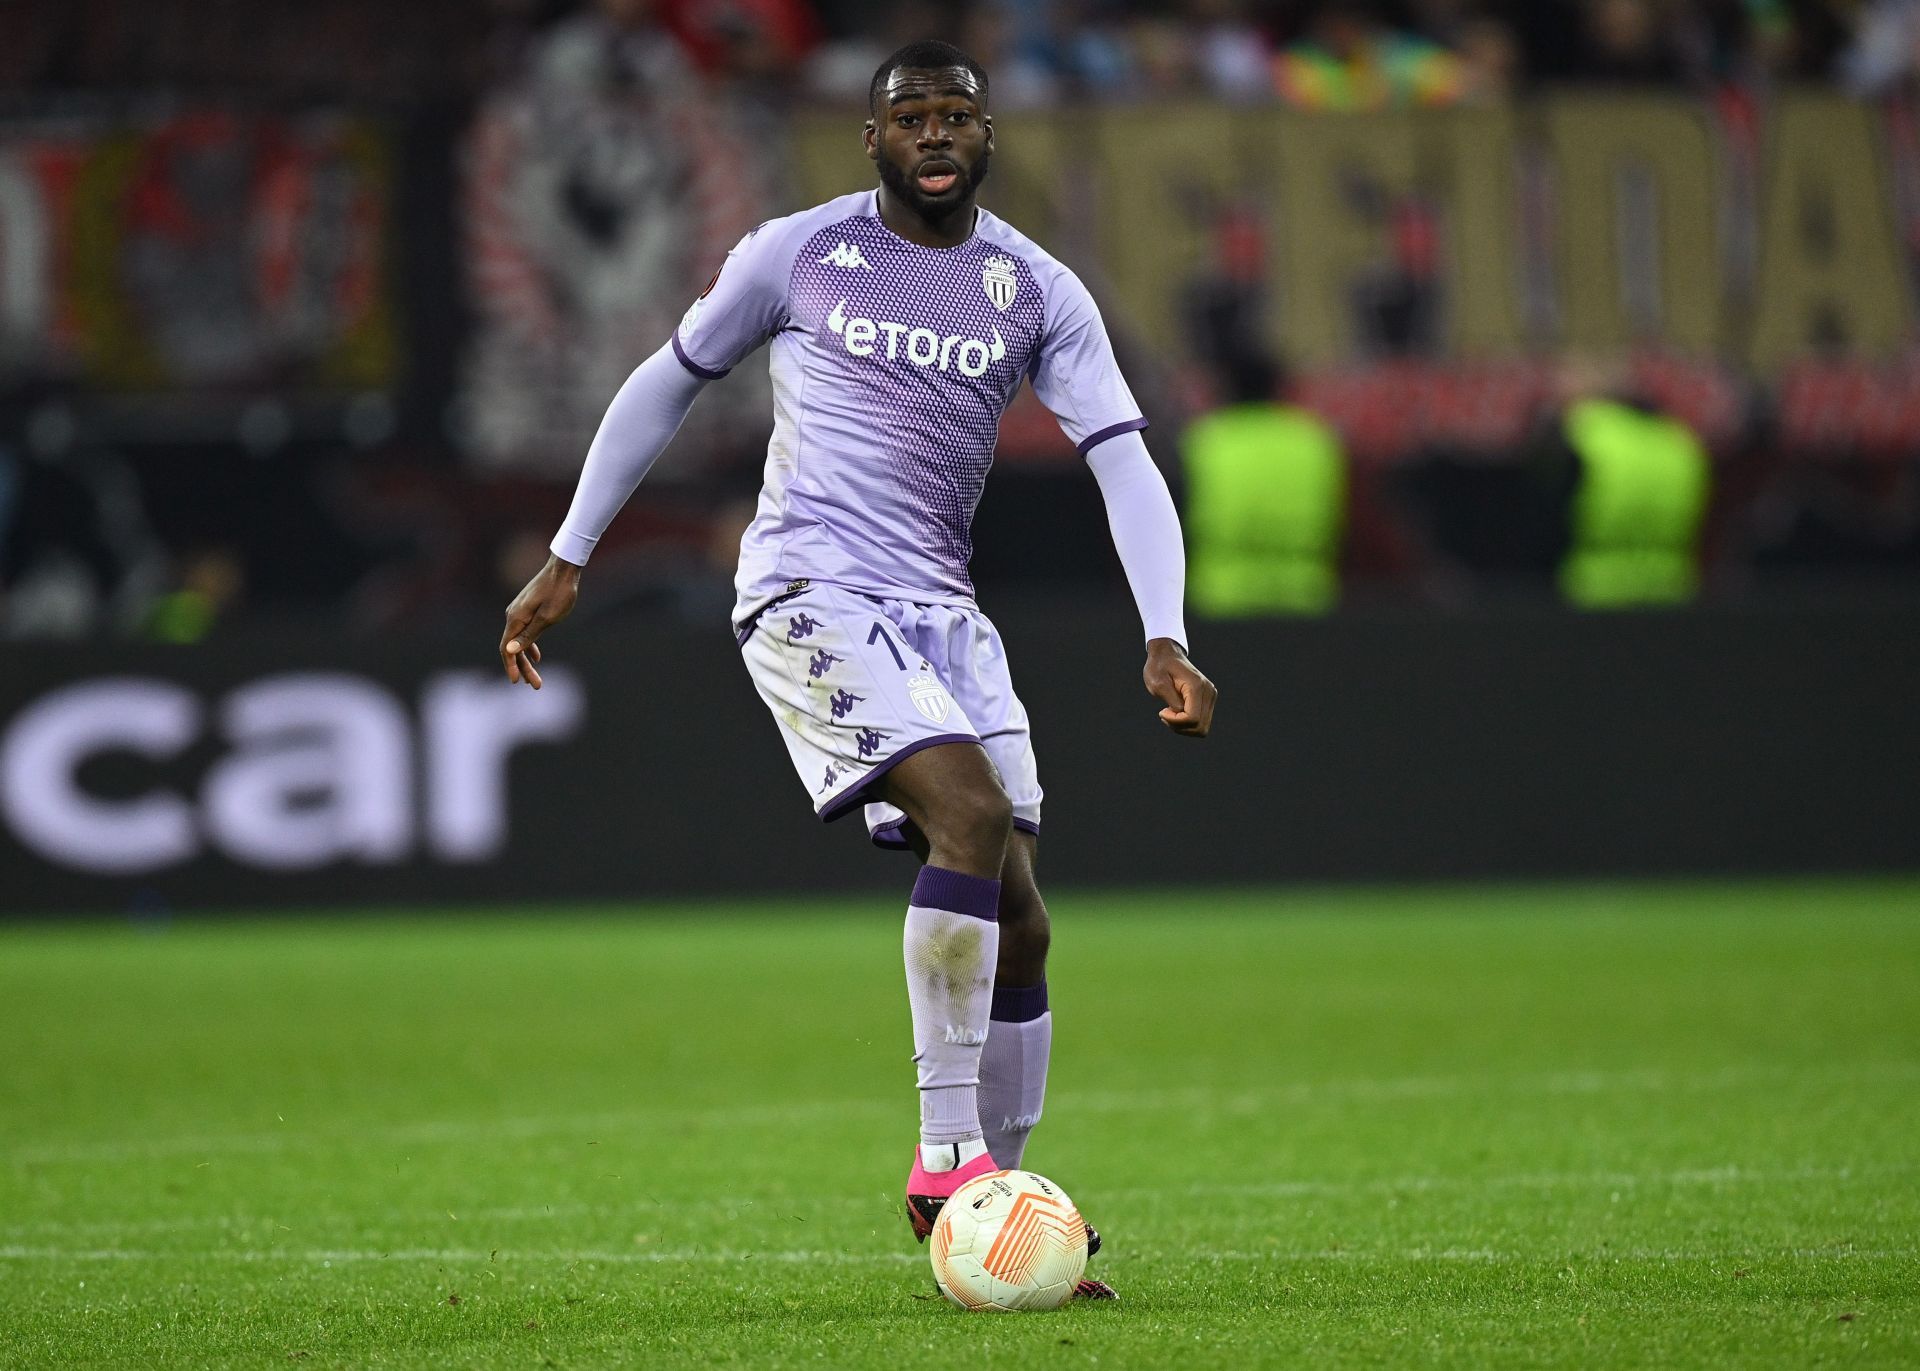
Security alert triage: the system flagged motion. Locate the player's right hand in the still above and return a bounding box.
[499,554,582,689]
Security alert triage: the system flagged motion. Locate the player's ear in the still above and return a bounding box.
[983,115,994,155]
[863,119,878,160]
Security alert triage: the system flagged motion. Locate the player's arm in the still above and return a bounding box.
[500,226,789,687]
[1085,432,1216,737]
[1030,267,1217,737]
[499,343,708,687]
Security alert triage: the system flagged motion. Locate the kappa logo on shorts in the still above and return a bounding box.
[906,673,952,725]
[806,649,844,680]
[829,689,865,719]
[787,613,824,642]
[855,727,891,758]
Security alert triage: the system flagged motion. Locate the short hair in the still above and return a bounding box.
[869,40,989,117]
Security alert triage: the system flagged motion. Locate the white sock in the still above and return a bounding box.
[902,867,1001,1149]
[979,982,1052,1169]
[918,1138,992,1173]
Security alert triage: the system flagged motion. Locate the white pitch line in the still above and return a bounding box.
[0,1244,1910,1267]
[1,1097,902,1166]
[2,1164,1909,1243]
[1112,1162,1915,1202]
[1065,1060,1920,1116]
[0,1245,917,1267]
[1168,1246,1920,1264]
[8,1061,1918,1167]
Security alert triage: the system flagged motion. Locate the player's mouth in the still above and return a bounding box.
[916,160,960,195]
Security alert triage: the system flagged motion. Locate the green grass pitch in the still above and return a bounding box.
[3,880,1918,1368]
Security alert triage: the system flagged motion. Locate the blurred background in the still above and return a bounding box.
[2,0,1917,912]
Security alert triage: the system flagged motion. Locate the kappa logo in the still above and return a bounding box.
[906,673,952,724]
[981,254,1017,311]
[806,649,843,680]
[826,300,1006,377]
[829,689,866,719]
[818,240,873,270]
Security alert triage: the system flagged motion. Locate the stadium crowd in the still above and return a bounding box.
[2,0,1909,105]
[3,0,1919,638]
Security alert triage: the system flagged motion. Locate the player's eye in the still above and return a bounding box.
[948,112,970,124]
[896,115,918,127]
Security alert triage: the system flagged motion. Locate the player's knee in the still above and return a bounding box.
[960,785,1015,854]
[927,783,1013,864]
[999,870,1044,928]
[999,887,1050,970]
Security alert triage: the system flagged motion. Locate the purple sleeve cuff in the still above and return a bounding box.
[671,332,731,381]
[1076,417,1149,456]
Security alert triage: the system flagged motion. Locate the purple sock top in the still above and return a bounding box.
[911,865,1001,921]
[990,980,1049,1023]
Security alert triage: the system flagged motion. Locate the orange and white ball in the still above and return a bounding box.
[928,1170,1089,1312]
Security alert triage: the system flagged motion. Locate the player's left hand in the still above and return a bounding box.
[1143,638,1216,738]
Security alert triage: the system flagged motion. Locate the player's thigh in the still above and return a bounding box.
[1002,827,1038,887]
[738,585,979,819]
[861,604,1041,847]
[872,739,1011,843]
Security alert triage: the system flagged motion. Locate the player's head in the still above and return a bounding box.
[865,40,992,222]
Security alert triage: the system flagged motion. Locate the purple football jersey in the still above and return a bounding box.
[671,190,1147,626]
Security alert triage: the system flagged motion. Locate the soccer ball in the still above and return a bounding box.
[928,1169,1089,1311]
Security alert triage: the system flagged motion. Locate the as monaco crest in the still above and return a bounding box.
[981,255,1017,312]
[907,673,952,724]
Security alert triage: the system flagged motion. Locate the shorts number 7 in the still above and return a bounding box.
[868,621,908,671]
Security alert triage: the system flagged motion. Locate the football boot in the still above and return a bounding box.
[1073,1223,1117,1300]
[905,1144,1002,1242]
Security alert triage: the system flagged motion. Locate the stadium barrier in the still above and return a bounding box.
[3,600,1913,915]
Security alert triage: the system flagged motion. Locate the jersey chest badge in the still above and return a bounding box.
[982,255,1017,312]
